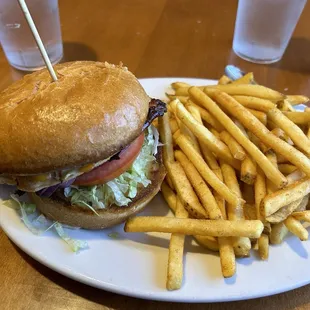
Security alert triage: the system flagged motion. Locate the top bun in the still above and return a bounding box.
[0,61,150,175]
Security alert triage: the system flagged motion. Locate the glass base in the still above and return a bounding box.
[9,53,63,72]
[233,48,282,64]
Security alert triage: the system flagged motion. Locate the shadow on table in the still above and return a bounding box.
[270,37,310,74]
[61,41,98,62]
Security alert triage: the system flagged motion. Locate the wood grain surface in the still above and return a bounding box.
[1,1,310,309]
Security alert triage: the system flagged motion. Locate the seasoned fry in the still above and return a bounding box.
[284,216,308,241]
[246,109,267,125]
[172,101,239,169]
[267,108,310,155]
[271,128,293,145]
[218,75,232,85]
[243,204,257,220]
[204,84,284,101]
[194,236,219,251]
[171,82,191,89]
[220,160,251,256]
[177,135,243,206]
[270,222,288,244]
[166,198,187,290]
[186,101,224,131]
[241,156,257,185]
[277,99,295,112]
[189,87,287,188]
[161,182,219,251]
[266,198,302,224]
[159,113,174,164]
[218,237,236,278]
[125,217,264,238]
[166,94,188,105]
[220,131,246,160]
[175,150,222,219]
[292,210,310,222]
[283,112,310,125]
[295,194,309,212]
[258,234,269,260]
[254,168,266,220]
[175,87,189,96]
[233,96,275,112]
[212,91,310,180]
[286,95,309,106]
[166,161,208,219]
[169,118,179,134]
[230,72,254,85]
[262,177,310,217]
[287,170,305,185]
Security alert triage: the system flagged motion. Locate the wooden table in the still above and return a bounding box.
[1,1,310,309]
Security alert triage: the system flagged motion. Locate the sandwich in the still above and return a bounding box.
[0,61,166,229]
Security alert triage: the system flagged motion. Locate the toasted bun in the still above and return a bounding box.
[29,151,165,229]
[0,61,150,175]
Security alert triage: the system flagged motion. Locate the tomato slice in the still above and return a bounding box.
[74,134,144,186]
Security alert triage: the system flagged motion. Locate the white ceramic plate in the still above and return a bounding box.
[0,78,309,303]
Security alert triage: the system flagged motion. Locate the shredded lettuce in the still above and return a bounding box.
[3,196,88,253]
[64,126,159,213]
[54,222,88,252]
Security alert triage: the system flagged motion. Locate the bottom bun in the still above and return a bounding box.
[29,151,166,229]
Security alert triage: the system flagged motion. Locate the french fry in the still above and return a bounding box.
[218,75,232,85]
[258,234,269,260]
[167,161,208,218]
[287,169,305,185]
[176,135,243,207]
[270,222,288,244]
[254,167,266,220]
[188,87,287,188]
[212,91,309,181]
[175,150,222,219]
[267,108,310,155]
[166,198,187,291]
[166,94,188,105]
[124,217,264,238]
[230,72,254,85]
[172,100,239,169]
[241,156,257,185]
[292,210,310,222]
[284,216,308,241]
[266,198,302,224]
[161,182,219,252]
[218,237,236,278]
[220,160,251,256]
[175,87,189,96]
[220,131,246,160]
[277,99,295,112]
[242,183,255,204]
[159,113,174,164]
[283,111,310,125]
[233,96,275,112]
[165,175,175,191]
[243,204,257,220]
[204,84,284,101]
[175,148,235,277]
[271,128,293,145]
[295,194,309,212]
[262,177,310,217]
[169,118,179,134]
[171,82,191,89]
[246,109,267,125]
[287,95,309,106]
[186,101,224,131]
[194,236,219,251]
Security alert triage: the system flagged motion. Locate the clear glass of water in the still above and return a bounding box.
[233,0,307,64]
[0,0,63,71]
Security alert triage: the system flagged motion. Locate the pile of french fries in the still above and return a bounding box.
[125,72,310,290]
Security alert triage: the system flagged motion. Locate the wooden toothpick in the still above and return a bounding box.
[18,0,58,81]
